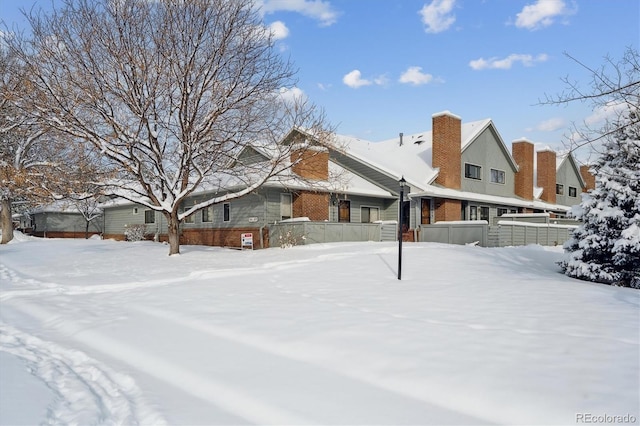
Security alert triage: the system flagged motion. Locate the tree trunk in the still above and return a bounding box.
[1,198,14,244]
[85,220,90,239]
[166,211,181,255]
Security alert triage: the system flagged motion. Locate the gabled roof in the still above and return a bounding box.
[337,118,498,191]
[556,151,587,189]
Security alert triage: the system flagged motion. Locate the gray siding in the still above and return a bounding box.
[34,212,102,234]
[327,195,396,223]
[181,192,265,229]
[104,204,154,234]
[461,128,516,197]
[555,159,583,207]
[104,192,267,236]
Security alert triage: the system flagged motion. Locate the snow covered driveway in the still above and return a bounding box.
[1,237,638,425]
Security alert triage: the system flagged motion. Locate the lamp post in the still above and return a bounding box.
[398,176,406,280]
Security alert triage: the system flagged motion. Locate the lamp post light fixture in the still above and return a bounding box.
[398,176,406,280]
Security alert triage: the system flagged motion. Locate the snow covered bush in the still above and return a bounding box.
[559,112,640,288]
[124,224,147,242]
[278,229,306,249]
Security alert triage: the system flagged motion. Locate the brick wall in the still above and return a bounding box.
[37,231,102,239]
[293,191,329,221]
[291,148,329,180]
[512,140,534,200]
[180,227,269,248]
[580,165,596,191]
[434,198,462,222]
[432,111,462,189]
[537,150,557,204]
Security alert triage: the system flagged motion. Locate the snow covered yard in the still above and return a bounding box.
[0,235,638,425]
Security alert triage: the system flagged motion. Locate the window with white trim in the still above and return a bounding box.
[144,210,155,224]
[490,169,505,184]
[223,203,230,222]
[569,187,577,197]
[202,206,213,223]
[480,206,489,221]
[556,184,564,195]
[361,206,379,223]
[469,205,478,220]
[183,203,195,223]
[465,163,482,180]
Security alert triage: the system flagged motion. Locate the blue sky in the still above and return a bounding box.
[2,0,638,162]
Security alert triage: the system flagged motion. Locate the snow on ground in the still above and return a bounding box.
[0,233,638,425]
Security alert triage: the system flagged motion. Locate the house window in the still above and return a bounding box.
[556,184,564,195]
[469,205,478,220]
[144,210,155,224]
[338,200,350,223]
[133,207,139,215]
[361,206,379,223]
[280,194,292,220]
[497,208,508,217]
[202,206,213,223]
[569,187,577,197]
[490,169,505,184]
[183,203,195,223]
[223,203,230,222]
[465,163,482,180]
[480,206,490,221]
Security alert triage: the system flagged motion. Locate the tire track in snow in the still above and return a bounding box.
[9,302,310,425]
[0,323,166,426]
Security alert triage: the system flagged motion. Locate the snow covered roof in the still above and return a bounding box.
[30,200,97,214]
[337,119,494,191]
[261,160,395,198]
[412,185,571,213]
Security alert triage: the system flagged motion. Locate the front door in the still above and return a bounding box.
[421,198,431,224]
[338,200,350,222]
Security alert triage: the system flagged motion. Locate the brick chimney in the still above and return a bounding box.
[291,145,329,180]
[580,165,596,192]
[537,149,557,203]
[512,139,534,200]
[432,111,461,189]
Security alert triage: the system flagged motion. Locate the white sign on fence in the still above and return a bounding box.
[241,233,253,250]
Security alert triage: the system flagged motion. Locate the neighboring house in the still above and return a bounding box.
[33,110,596,247]
[331,111,594,235]
[101,143,397,247]
[30,200,103,238]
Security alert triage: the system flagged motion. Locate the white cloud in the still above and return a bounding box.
[399,66,434,85]
[343,70,371,88]
[469,53,549,70]
[259,0,339,27]
[535,117,566,132]
[278,86,306,103]
[419,0,456,34]
[269,21,289,40]
[584,101,628,126]
[514,0,576,30]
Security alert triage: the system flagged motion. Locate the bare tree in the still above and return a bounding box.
[541,47,640,162]
[0,46,67,243]
[6,0,333,255]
